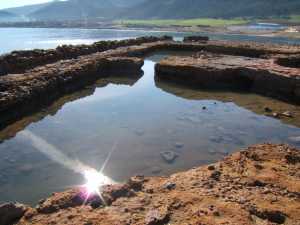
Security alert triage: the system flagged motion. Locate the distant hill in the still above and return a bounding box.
[4,2,51,16]
[1,0,300,23]
[0,10,17,18]
[110,0,145,7]
[123,0,300,19]
[28,0,118,21]
[1,0,124,22]
[0,10,20,22]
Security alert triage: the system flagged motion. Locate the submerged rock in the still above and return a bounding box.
[173,142,184,149]
[151,166,162,175]
[0,203,27,225]
[160,151,179,163]
[264,106,272,112]
[281,111,293,118]
[134,129,145,136]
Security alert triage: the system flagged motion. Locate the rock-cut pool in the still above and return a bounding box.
[1,52,300,205]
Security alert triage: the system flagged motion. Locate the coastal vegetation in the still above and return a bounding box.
[117,18,249,27]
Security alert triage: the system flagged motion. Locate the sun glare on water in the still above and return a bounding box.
[83,169,112,194]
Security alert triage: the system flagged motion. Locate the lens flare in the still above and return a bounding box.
[20,130,118,206]
[83,169,111,194]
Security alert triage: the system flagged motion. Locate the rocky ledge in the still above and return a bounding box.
[155,53,300,103]
[0,56,143,129]
[2,36,300,129]
[0,36,172,76]
[1,143,299,225]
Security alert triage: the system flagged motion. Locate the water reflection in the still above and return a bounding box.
[155,80,300,128]
[0,75,142,142]
[0,54,300,205]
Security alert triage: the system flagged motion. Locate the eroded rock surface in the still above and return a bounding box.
[12,144,300,225]
[0,36,172,76]
[0,203,28,225]
[0,56,143,128]
[1,37,300,129]
[155,53,300,103]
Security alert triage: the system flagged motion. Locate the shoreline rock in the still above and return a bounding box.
[155,53,300,103]
[0,36,172,76]
[1,36,300,130]
[9,143,300,225]
[0,56,144,129]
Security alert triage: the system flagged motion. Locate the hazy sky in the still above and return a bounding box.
[0,0,51,9]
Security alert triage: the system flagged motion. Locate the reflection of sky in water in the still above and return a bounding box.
[0,55,300,205]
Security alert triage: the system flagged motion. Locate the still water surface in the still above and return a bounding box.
[0,28,300,205]
[1,27,300,54]
[0,52,300,205]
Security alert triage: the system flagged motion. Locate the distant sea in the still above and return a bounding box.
[0,27,300,55]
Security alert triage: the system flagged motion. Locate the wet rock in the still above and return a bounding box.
[17,164,34,175]
[208,165,215,171]
[163,182,176,190]
[285,153,300,164]
[134,129,145,136]
[209,149,218,155]
[103,184,134,202]
[213,211,220,217]
[264,107,272,112]
[281,111,293,118]
[145,207,170,225]
[0,56,144,129]
[155,54,300,104]
[0,203,27,225]
[0,36,171,76]
[183,36,209,42]
[37,189,85,214]
[218,149,229,156]
[151,166,162,175]
[128,175,145,191]
[209,136,224,144]
[248,180,267,187]
[174,142,184,149]
[160,151,179,164]
[254,163,264,170]
[272,112,280,118]
[249,207,286,224]
[210,171,221,181]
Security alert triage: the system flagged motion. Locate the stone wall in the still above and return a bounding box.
[155,54,300,103]
[0,36,172,76]
[0,56,143,128]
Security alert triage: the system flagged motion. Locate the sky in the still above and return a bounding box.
[0,0,51,9]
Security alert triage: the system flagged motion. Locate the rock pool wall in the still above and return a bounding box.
[155,54,300,103]
[0,36,172,76]
[1,36,300,130]
[0,56,143,129]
